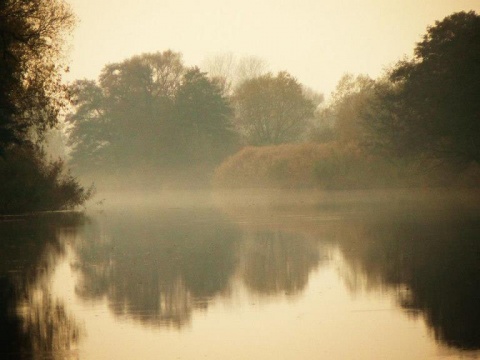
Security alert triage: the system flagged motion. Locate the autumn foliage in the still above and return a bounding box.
[214,142,397,189]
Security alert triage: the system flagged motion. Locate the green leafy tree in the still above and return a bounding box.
[234,72,315,145]
[68,51,185,173]
[67,80,110,170]
[172,67,236,166]
[98,51,184,169]
[67,53,236,178]
[369,11,480,166]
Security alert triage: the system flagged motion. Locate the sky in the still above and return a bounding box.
[65,0,480,97]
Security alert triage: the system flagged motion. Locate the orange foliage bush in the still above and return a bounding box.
[213,142,391,189]
[214,141,480,190]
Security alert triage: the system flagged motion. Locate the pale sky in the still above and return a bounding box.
[65,0,480,97]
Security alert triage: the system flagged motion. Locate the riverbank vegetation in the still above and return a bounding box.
[0,0,92,214]
[65,51,324,190]
[214,11,480,189]
[8,9,477,195]
[0,146,92,214]
[213,142,480,190]
[65,11,480,191]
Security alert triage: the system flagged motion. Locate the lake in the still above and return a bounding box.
[1,189,479,359]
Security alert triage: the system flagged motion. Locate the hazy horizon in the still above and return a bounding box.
[65,0,480,97]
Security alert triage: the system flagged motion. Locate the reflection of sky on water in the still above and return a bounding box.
[0,214,82,360]
[1,192,480,359]
[72,208,328,329]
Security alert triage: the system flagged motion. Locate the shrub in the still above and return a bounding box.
[0,147,93,214]
[213,142,426,190]
[213,143,340,188]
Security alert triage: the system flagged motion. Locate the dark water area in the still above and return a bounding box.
[1,190,479,359]
[0,213,83,360]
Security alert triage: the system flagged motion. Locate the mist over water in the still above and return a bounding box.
[1,189,479,359]
[2,1,480,359]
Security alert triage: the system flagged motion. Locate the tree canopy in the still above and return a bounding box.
[0,0,92,213]
[68,52,236,176]
[66,11,480,190]
[0,0,74,154]
[368,11,480,166]
[201,53,268,95]
[173,67,236,165]
[310,74,374,144]
[234,72,315,145]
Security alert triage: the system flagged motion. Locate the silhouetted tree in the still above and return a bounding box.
[0,0,90,214]
[0,0,74,154]
[99,51,184,169]
[234,72,315,145]
[368,11,480,167]
[236,56,269,85]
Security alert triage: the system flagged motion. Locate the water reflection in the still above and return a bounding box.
[219,193,480,351]
[239,230,324,296]
[334,202,480,350]
[74,209,241,327]
[2,191,479,359]
[73,208,327,328]
[0,214,82,360]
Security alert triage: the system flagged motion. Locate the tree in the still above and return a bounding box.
[310,74,374,144]
[172,67,236,166]
[68,51,186,172]
[235,56,269,85]
[201,53,268,95]
[67,53,236,177]
[98,51,185,168]
[369,11,480,166]
[0,1,91,213]
[233,72,315,145]
[67,80,110,170]
[0,0,74,154]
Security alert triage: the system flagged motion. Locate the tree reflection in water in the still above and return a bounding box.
[239,230,323,296]
[73,208,327,328]
[73,209,241,328]
[70,191,480,351]
[335,201,480,350]
[219,192,480,351]
[0,214,82,360]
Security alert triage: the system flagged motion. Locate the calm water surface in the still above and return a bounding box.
[1,190,479,359]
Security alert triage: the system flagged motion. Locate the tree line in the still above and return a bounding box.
[66,52,321,186]
[68,10,480,189]
[314,11,480,170]
[217,11,480,188]
[1,1,479,213]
